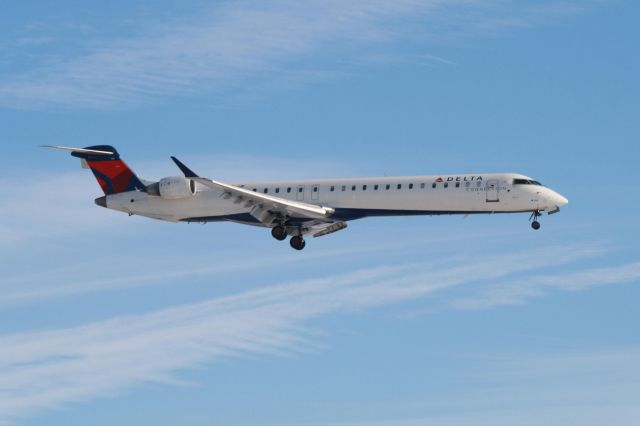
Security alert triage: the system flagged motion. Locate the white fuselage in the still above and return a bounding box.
[104,173,568,226]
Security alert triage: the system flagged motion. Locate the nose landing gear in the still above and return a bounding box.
[529,211,541,230]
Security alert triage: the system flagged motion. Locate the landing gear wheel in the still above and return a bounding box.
[290,235,306,251]
[271,225,287,241]
[529,210,542,230]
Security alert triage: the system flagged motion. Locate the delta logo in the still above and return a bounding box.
[435,176,483,182]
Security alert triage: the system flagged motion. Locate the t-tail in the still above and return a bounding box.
[43,145,146,195]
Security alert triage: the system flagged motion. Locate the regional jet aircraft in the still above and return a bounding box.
[45,145,568,250]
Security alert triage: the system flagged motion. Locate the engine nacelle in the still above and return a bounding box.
[147,176,196,199]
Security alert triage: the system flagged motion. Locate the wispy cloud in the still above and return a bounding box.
[322,346,640,426]
[0,222,527,309]
[0,244,627,422]
[452,261,640,309]
[0,242,407,307]
[0,0,594,109]
[0,171,125,246]
[15,36,56,47]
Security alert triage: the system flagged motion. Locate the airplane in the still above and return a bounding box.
[44,145,568,250]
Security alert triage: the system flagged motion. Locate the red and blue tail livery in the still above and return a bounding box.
[71,145,145,195]
[44,145,146,195]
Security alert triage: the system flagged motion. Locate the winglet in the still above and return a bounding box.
[171,156,199,178]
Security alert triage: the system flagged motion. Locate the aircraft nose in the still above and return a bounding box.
[558,194,569,206]
[551,191,568,207]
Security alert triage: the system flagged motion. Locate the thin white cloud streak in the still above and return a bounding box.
[0,0,442,109]
[0,227,536,310]
[0,171,124,246]
[0,233,603,308]
[0,245,611,422]
[326,406,640,426]
[0,0,593,109]
[322,346,640,426]
[452,261,640,309]
[0,243,407,307]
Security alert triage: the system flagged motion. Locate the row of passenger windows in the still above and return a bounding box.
[251,187,305,194]
[251,180,484,194]
[329,181,482,191]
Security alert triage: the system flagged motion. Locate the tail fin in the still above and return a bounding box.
[45,145,146,195]
[72,145,146,195]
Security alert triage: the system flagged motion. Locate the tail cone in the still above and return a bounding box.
[94,196,107,208]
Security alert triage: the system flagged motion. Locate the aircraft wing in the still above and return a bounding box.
[171,157,335,225]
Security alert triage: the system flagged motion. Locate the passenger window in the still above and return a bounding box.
[362,185,367,191]
[409,183,413,189]
[420,183,425,189]
[397,184,402,190]
[330,186,335,192]
[275,188,280,193]
[444,183,448,188]
[298,187,303,192]
[374,184,379,190]
[386,184,390,190]
[352,185,356,191]
[455,182,460,188]
[252,188,257,192]
[313,186,318,192]
[264,188,268,193]
[342,185,346,191]
[432,183,436,188]
[287,187,291,193]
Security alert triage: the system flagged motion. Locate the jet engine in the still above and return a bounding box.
[147,176,196,199]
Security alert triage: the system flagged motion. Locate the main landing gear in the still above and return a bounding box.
[271,225,287,241]
[530,211,542,230]
[271,224,306,250]
[289,235,306,251]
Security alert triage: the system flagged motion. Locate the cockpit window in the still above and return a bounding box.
[513,178,543,186]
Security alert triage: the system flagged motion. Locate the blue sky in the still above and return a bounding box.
[1,1,639,425]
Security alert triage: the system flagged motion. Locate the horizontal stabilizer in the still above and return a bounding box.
[41,145,115,155]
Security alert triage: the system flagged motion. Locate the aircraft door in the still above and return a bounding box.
[311,185,319,201]
[486,180,499,202]
[296,185,305,201]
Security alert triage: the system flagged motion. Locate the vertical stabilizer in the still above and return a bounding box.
[43,145,145,195]
[70,145,145,195]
